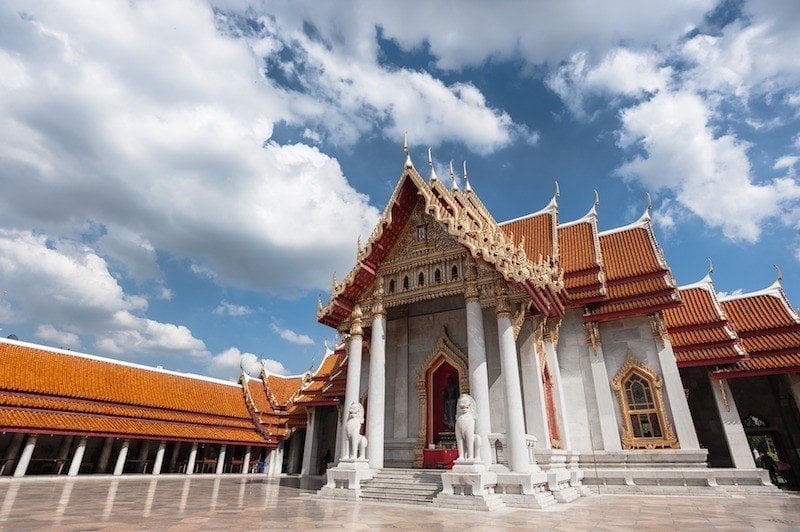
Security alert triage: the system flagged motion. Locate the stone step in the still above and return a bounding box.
[360,493,436,503]
[361,483,441,492]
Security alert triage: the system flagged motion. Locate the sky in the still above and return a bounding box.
[0,0,798,380]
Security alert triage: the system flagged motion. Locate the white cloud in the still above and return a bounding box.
[35,324,80,348]
[208,346,287,380]
[270,322,314,345]
[774,155,799,174]
[0,229,209,360]
[546,48,671,118]
[717,289,744,299]
[213,300,252,316]
[0,0,379,295]
[617,91,800,242]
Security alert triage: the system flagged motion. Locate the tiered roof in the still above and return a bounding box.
[663,274,747,368]
[0,338,268,445]
[711,281,800,378]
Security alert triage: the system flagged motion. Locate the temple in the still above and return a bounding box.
[2,146,799,509]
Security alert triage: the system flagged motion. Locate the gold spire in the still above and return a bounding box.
[403,132,413,169]
[427,148,438,182]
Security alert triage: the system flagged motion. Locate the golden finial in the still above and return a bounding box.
[332,272,338,291]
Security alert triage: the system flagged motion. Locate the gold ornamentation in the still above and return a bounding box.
[648,313,668,349]
[585,321,600,354]
[611,352,678,450]
[318,166,564,323]
[512,302,526,340]
[542,317,561,345]
[718,379,730,412]
[413,327,470,467]
[372,277,386,317]
[349,304,363,337]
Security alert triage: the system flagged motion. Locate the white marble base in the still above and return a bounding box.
[436,468,504,511]
[440,469,497,496]
[318,459,374,499]
[494,471,556,509]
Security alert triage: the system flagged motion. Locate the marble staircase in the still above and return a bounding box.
[359,469,444,505]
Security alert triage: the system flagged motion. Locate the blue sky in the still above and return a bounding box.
[0,0,798,379]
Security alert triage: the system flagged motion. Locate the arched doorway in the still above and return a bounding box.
[413,327,469,467]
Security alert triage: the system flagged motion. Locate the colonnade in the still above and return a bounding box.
[0,435,282,478]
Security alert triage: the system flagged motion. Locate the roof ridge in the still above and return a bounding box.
[499,194,558,226]
[0,337,241,387]
[719,280,800,323]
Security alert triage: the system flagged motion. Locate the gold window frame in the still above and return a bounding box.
[611,353,678,450]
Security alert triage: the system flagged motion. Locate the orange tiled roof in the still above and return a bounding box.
[599,226,663,281]
[711,284,800,378]
[663,284,746,368]
[500,209,557,262]
[0,340,268,445]
[558,220,598,273]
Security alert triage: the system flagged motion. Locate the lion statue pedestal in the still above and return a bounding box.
[435,394,504,511]
[318,402,374,501]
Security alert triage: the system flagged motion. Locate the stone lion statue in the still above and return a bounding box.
[343,402,368,460]
[454,394,481,462]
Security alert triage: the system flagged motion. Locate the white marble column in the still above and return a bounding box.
[519,321,551,449]
[366,281,387,469]
[152,441,167,475]
[113,439,130,476]
[710,375,756,468]
[496,292,532,473]
[393,310,409,439]
[186,443,198,475]
[341,305,364,460]
[273,441,284,475]
[652,315,700,449]
[67,436,88,476]
[216,445,227,475]
[333,406,343,466]
[13,434,37,477]
[96,437,114,474]
[542,330,572,449]
[301,409,319,476]
[465,266,493,464]
[586,323,623,451]
[286,433,302,474]
[242,446,252,474]
[2,433,24,475]
[265,449,276,476]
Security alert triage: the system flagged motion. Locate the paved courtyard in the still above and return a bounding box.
[1,475,799,530]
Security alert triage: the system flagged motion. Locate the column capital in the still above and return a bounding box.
[542,317,562,345]
[372,276,386,317]
[584,321,600,354]
[349,304,364,337]
[648,312,668,349]
[465,259,480,301]
[495,279,511,316]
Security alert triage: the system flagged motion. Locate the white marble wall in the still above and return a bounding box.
[557,310,603,451]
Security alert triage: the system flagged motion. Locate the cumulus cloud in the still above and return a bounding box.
[270,322,314,345]
[0,0,379,295]
[208,346,287,380]
[617,91,800,242]
[546,48,671,117]
[213,300,253,316]
[35,324,80,349]
[0,229,209,360]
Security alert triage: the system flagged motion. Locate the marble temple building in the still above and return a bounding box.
[2,146,800,510]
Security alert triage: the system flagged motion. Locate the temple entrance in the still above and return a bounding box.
[413,327,469,467]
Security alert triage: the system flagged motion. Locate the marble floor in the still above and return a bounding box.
[0,475,798,531]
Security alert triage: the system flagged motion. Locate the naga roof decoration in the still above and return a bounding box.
[318,162,565,329]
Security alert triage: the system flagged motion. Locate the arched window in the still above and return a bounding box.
[388,279,395,294]
[451,265,459,280]
[612,354,678,450]
[403,275,409,290]
[418,272,425,286]
[434,268,442,284]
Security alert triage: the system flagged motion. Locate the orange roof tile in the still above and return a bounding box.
[558,220,599,274]
[664,287,722,329]
[500,210,557,262]
[0,340,267,445]
[265,375,304,406]
[599,226,663,281]
[673,346,745,365]
[713,353,800,378]
[721,294,799,332]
